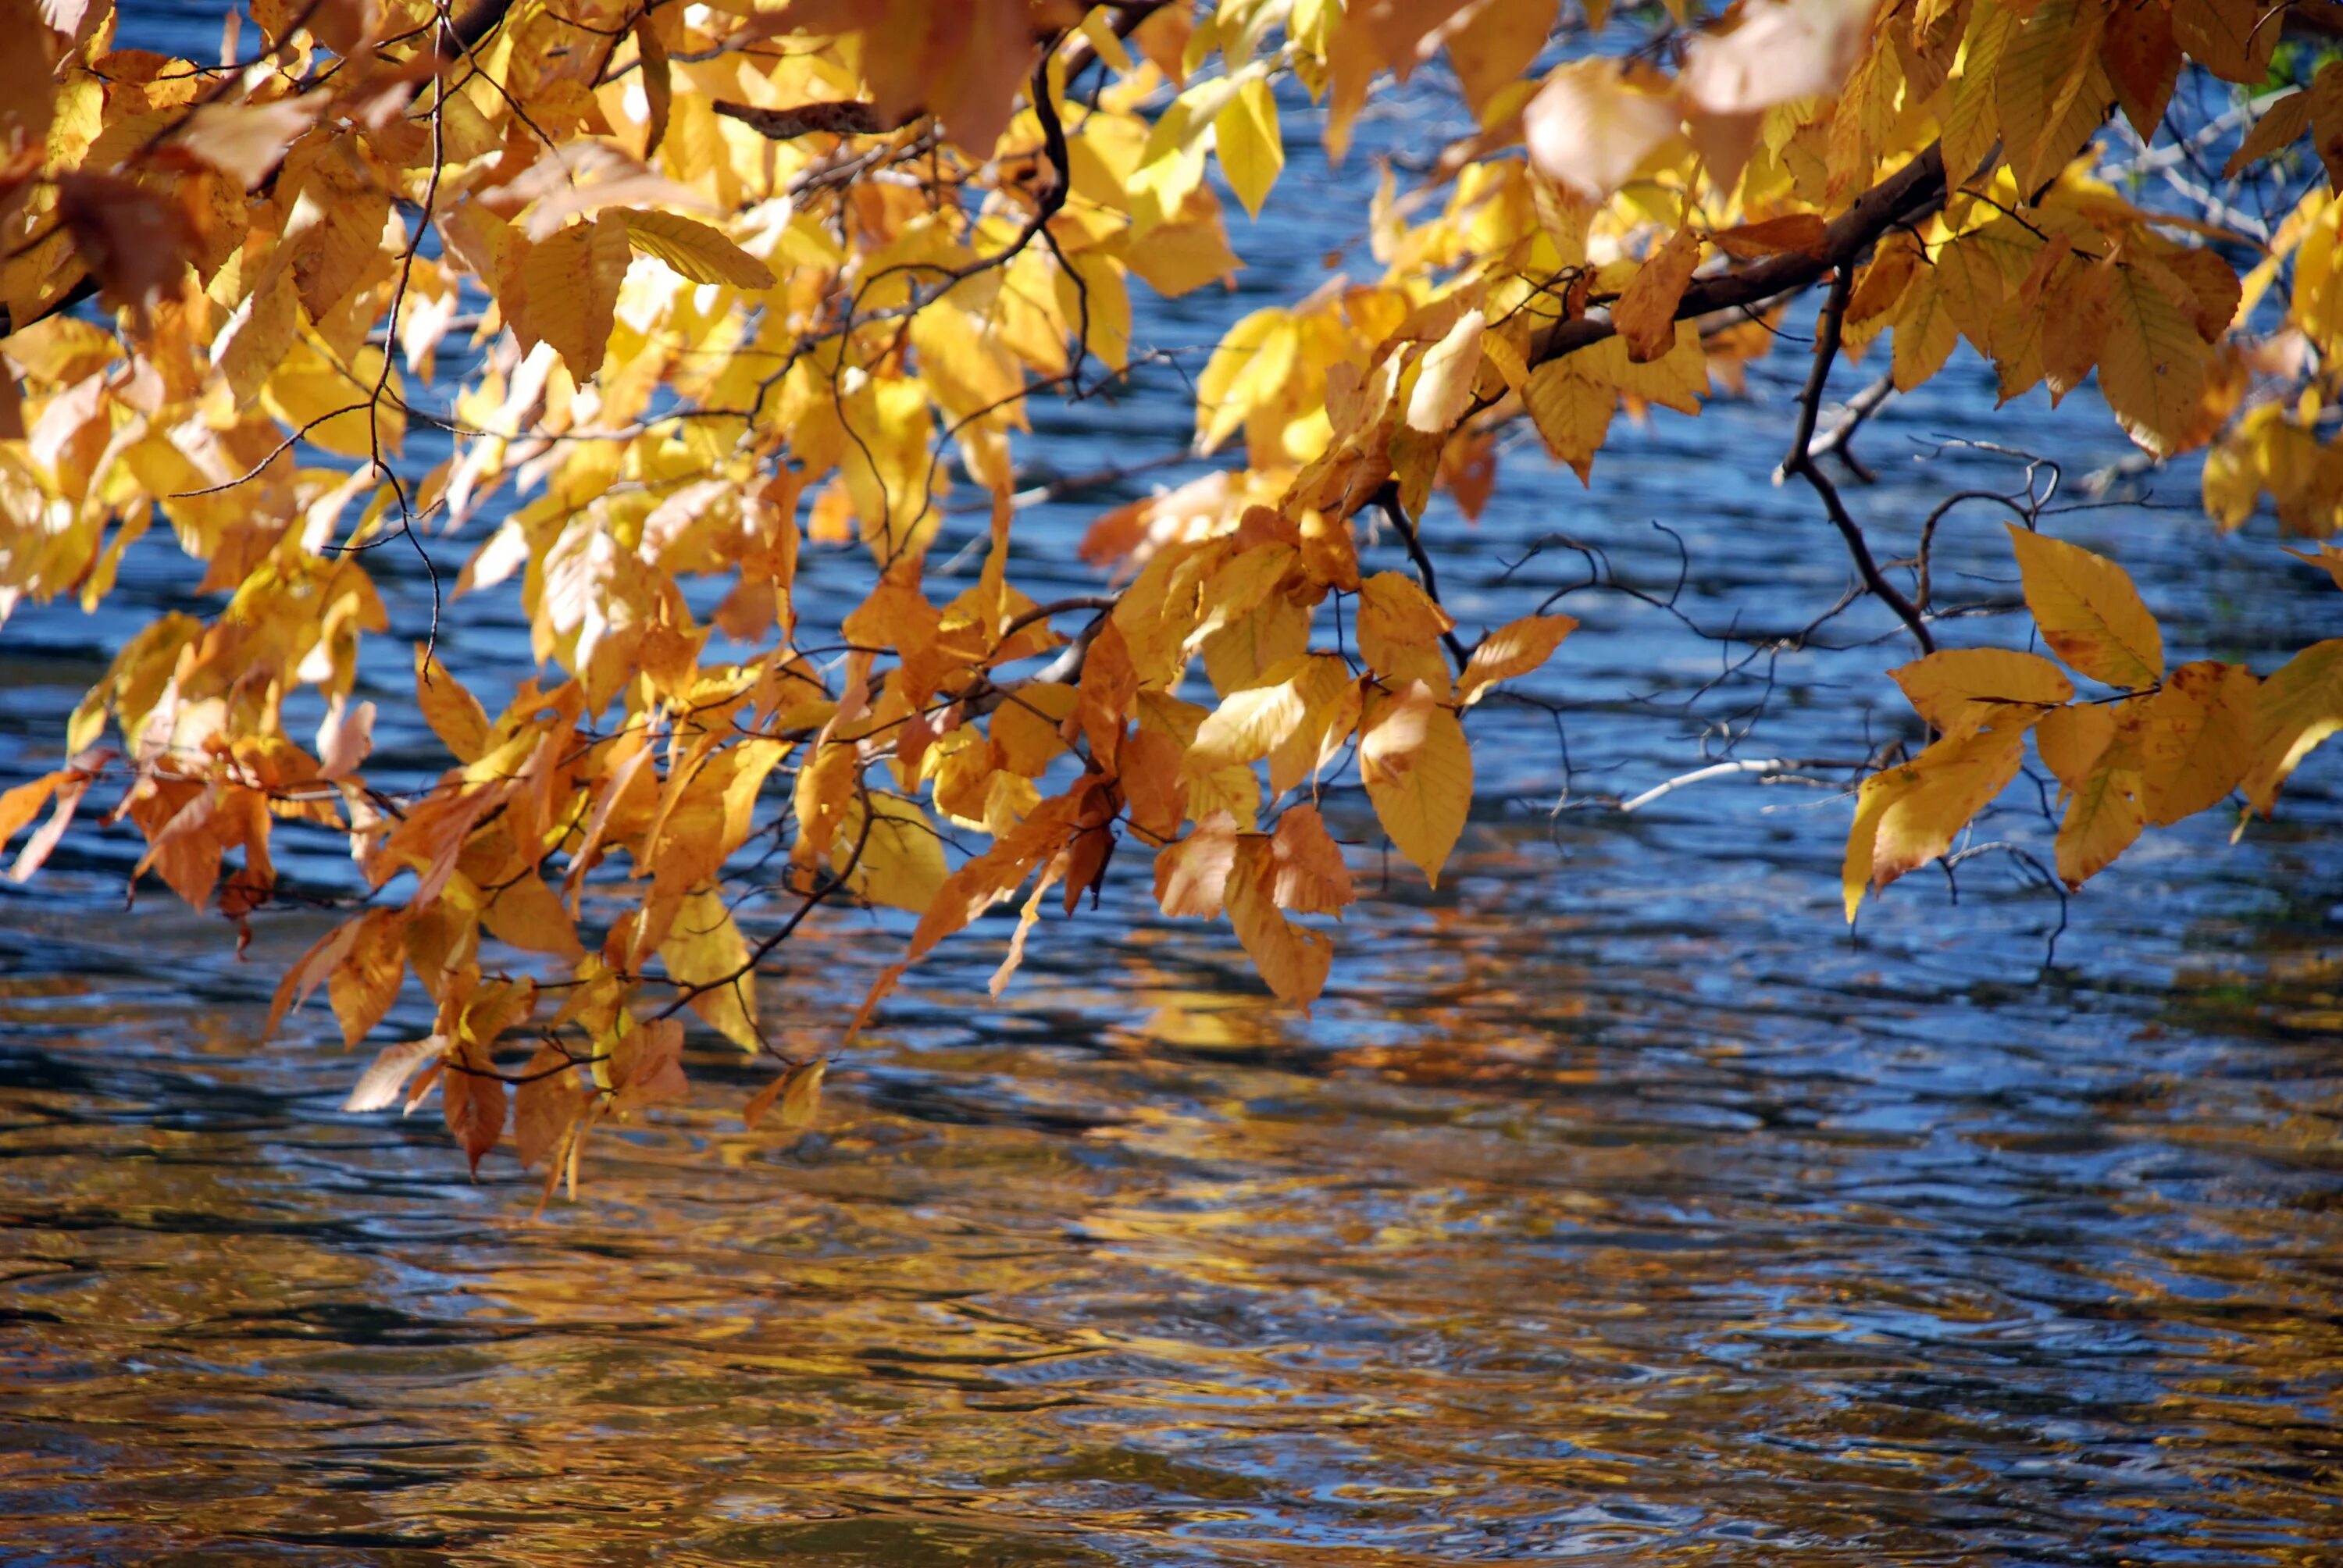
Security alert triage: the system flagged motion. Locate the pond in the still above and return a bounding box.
[2,7,2340,1563]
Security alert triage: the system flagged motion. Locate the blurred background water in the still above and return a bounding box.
[2,6,2340,1564]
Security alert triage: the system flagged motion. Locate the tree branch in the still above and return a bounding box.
[1526,143,1949,373]
[713,100,900,139]
[1780,266,1936,655]
[1618,757,1865,813]
[1794,371,1895,483]
[1375,486,1473,672]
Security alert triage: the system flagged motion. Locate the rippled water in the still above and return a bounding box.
[4,9,2342,1564]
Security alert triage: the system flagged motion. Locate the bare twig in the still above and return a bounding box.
[1374,486,1473,672]
[1794,371,1895,482]
[1779,267,1937,654]
[1617,757,1865,813]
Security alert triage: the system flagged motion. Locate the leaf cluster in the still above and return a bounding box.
[1,0,2338,1188]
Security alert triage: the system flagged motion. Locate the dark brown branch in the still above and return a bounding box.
[1527,142,1949,372]
[440,0,515,59]
[1781,267,1936,655]
[0,273,98,338]
[1796,370,1895,482]
[1375,486,1473,672]
[713,99,901,139]
[993,595,1121,645]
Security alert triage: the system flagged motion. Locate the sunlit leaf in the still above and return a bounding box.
[1890,648,2074,736]
[2243,639,2343,817]
[1360,679,1472,887]
[1457,615,1577,707]
[2004,526,2165,689]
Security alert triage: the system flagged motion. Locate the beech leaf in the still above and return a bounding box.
[2004,526,2165,689]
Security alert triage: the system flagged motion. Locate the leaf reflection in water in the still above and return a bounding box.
[2,845,2341,1564]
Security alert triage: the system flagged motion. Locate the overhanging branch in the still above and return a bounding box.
[1525,143,1951,372]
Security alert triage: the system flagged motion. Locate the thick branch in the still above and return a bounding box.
[714,100,902,139]
[1527,143,1949,372]
[439,0,514,59]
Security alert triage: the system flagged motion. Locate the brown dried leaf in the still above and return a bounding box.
[442,1042,508,1176]
[1154,810,1239,918]
[513,1042,584,1170]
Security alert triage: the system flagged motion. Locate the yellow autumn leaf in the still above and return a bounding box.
[747,1057,826,1131]
[414,647,491,763]
[1891,269,1960,392]
[1183,666,1300,778]
[2172,0,2278,84]
[215,265,299,404]
[1267,804,1353,914]
[480,870,587,960]
[327,908,407,1047]
[1356,572,1456,675]
[1129,73,1239,233]
[2223,90,2312,180]
[1889,648,2074,735]
[2004,524,2165,689]
[1406,307,1487,434]
[991,682,1080,775]
[1679,0,1873,115]
[1122,208,1245,299]
[1457,615,1578,707]
[2033,702,2117,792]
[661,883,759,1050]
[2099,262,2209,458]
[1265,657,1359,796]
[1521,58,1681,201]
[1224,837,1334,1008]
[1154,810,1239,918]
[621,208,776,289]
[1214,76,1283,219]
[906,793,1084,964]
[2242,638,2343,816]
[838,794,948,913]
[1614,227,1702,365]
[2055,757,2145,889]
[1446,0,1561,118]
[2138,660,2257,825]
[178,98,319,188]
[513,1042,584,1172]
[513,212,630,380]
[1845,726,2027,918]
[262,337,401,459]
[1195,307,1296,452]
[1360,679,1473,887]
[1053,248,1133,372]
[1523,360,1614,483]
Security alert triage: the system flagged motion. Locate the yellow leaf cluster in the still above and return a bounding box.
[4,0,2340,1192]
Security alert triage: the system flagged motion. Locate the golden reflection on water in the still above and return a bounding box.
[2,876,2342,1566]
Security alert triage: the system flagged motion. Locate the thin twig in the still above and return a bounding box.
[1779,267,1936,654]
